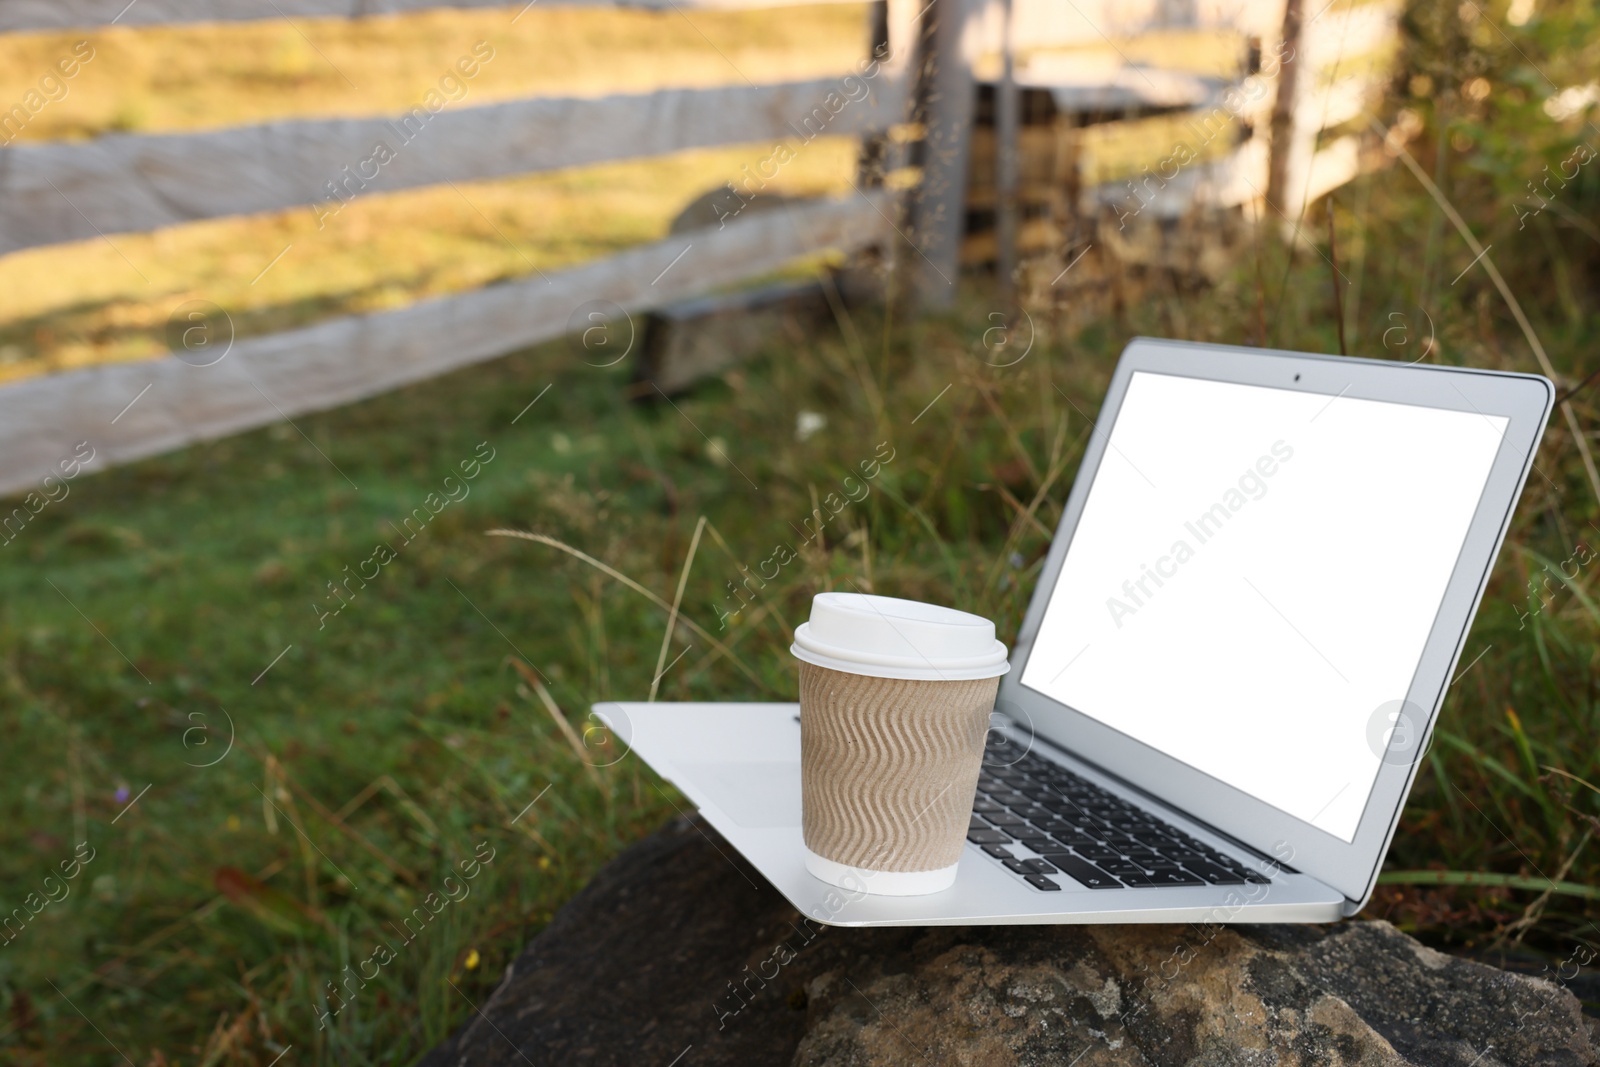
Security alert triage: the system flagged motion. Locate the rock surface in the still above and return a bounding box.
[418,817,1599,1066]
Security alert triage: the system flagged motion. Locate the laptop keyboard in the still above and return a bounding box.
[968,748,1274,892]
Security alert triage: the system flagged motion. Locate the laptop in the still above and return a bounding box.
[595,338,1553,926]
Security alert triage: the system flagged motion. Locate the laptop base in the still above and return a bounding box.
[595,701,1347,927]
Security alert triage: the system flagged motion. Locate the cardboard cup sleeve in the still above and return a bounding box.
[799,661,999,874]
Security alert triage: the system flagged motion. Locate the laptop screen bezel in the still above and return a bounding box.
[999,338,1552,905]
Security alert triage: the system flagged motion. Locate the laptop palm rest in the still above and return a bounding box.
[598,701,1347,927]
[674,761,802,829]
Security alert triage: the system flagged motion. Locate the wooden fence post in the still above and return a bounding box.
[1266,0,1308,225]
[906,0,977,308]
[995,0,1020,311]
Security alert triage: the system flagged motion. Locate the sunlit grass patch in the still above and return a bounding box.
[0,136,860,382]
[0,3,870,140]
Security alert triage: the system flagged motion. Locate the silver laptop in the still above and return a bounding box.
[595,338,1553,926]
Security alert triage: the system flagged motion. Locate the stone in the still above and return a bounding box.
[418,816,1599,1067]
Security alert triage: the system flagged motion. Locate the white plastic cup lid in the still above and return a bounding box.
[790,592,1010,681]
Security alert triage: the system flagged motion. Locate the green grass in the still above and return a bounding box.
[2,172,1598,1057]
[1,0,1598,1060]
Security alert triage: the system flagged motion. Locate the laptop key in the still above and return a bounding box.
[1147,867,1206,887]
[1075,845,1122,862]
[972,799,1006,814]
[1178,858,1249,885]
[1205,852,1249,872]
[1047,833,1099,850]
[967,829,1013,844]
[1013,835,1053,853]
[1040,807,1087,825]
[981,844,1014,859]
[1036,828,1086,844]
[1003,858,1034,875]
[1098,860,1150,878]
[1022,858,1057,874]
[969,816,990,832]
[1024,874,1062,891]
[1041,854,1121,889]
[985,813,1026,828]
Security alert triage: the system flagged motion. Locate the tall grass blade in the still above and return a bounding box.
[650,515,705,703]
[1378,869,1600,901]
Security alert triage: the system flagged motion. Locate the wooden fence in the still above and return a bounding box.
[0,0,923,498]
[0,79,905,256]
[0,0,1399,498]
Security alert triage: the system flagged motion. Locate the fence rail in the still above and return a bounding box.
[0,76,908,255]
[0,192,891,499]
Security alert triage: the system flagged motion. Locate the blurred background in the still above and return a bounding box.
[0,0,1596,1061]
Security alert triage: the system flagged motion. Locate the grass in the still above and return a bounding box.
[0,4,870,140]
[0,136,859,382]
[1,0,1598,1060]
[2,157,1598,1057]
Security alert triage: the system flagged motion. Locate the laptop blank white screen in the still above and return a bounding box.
[1019,371,1507,841]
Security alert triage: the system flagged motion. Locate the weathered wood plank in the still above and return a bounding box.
[0,0,868,33]
[1079,138,1268,218]
[0,75,907,256]
[0,192,893,499]
[905,0,978,307]
[1303,134,1360,204]
[1301,2,1401,70]
[964,0,1290,51]
[1301,70,1384,132]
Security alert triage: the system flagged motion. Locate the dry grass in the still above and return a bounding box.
[0,3,870,139]
[0,136,859,381]
[0,3,869,384]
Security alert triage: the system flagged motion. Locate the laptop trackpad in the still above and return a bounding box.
[674,761,802,828]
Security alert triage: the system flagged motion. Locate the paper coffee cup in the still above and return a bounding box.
[791,593,1010,896]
